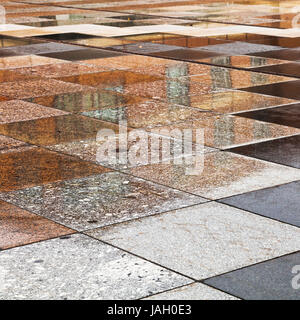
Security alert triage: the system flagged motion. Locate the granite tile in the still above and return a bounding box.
[0,146,108,192]
[0,114,120,146]
[0,171,206,231]
[237,103,300,127]
[0,100,67,123]
[0,55,65,69]
[0,200,74,250]
[125,151,300,199]
[251,48,300,61]
[205,251,300,300]
[220,180,300,227]
[0,134,26,150]
[143,283,239,300]
[228,135,300,169]
[87,202,300,279]
[0,234,191,300]
[242,80,300,100]
[251,62,300,78]
[0,79,92,99]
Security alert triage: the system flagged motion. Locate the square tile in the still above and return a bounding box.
[0,200,73,250]
[242,80,300,100]
[0,55,65,69]
[0,171,206,231]
[251,48,300,61]
[205,251,300,300]
[86,202,300,279]
[0,234,191,299]
[0,114,120,146]
[0,79,91,99]
[251,62,300,78]
[0,146,108,192]
[0,100,67,123]
[228,135,300,169]
[125,151,300,199]
[220,181,300,227]
[0,134,26,151]
[237,103,300,128]
[143,283,238,300]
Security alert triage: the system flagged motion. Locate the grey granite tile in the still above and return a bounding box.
[204,251,300,300]
[143,283,239,300]
[0,171,206,231]
[220,181,300,227]
[86,202,300,279]
[0,234,191,300]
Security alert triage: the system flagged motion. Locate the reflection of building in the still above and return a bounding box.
[0,5,5,25]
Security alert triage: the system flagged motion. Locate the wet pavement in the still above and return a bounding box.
[0,0,299,300]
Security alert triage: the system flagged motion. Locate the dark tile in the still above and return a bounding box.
[220,181,300,227]
[228,135,300,169]
[250,48,300,61]
[0,114,120,146]
[39,48,126,61]
[205,252,300,300]
[241,80,300,100]
[34,33,96,41]
[0,200,74,250]
[0,146,109,192]
[151,48,226,61]
[251,63,300,78]
[238,103,300,128]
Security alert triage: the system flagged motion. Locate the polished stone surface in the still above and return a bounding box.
[205,252,300,300]
[228,135,300,169]
[2,0,300,300]
[87,202,300,279]
[220,181,300,227]
[0,234,191,299]
[0,171,206,231]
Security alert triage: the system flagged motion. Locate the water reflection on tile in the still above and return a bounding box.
[0,114,120,146]
[125,151,300,199]
[251,62,300,78]
[0,200,74,250]
[0,100,67,123]
[0,171,206,231]
[177,91,296,113]
[25,90,144,113]
[0,146,109,192]
[153,114,300,149]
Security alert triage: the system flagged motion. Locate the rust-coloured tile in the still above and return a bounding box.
[0,100,67,124]
[13,62,110,79]
[0,79,92,99]
[0,134,27,150]
[0,200,74,250]
[0,114,120,146]
[0,146,109,192]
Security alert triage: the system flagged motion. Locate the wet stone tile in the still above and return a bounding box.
[39,48,126,61]
[237,103,300,128]
[0,234,191,299]
[0,114,120,146]
[204,251,300,300]
[0,200,74,250]
[0,171,206,231]
[250,48,300,61]
[241,80,300,100]
[228,135,300,169]
[0,146,108,192]
[124,151,300,199]
[178,91,296,114]
[0,79,92,99]
[24,90,143,113]
[0,100,67,123]
[251,62,300,78]
[87,202,300,279]
[143,283,239,300]
[0,134,27,151]
[220,180,300,227]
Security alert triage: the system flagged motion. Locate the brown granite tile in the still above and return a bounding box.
[0,100,67,123]
[0,79,92,99]
[0,114,121,146]
[0,146,109,192]
[0,200,74,250]
[0,135,27,150]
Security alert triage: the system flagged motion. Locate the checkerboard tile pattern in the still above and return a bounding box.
[0,0,299,300]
